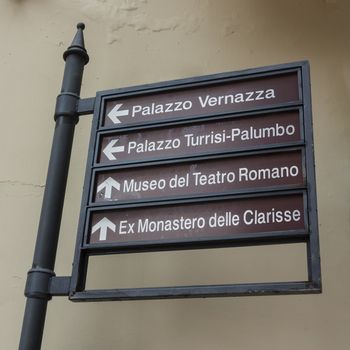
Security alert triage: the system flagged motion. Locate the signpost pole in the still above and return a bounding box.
[19,24,89,350]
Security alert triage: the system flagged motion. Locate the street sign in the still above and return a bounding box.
[97,109,301,165]
[70,61,321,301]
[93,149,304,203]
[103,71,300,127]
[21,27,322,349]
[88,192,306,245]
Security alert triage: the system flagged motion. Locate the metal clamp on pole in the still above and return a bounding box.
[24,268,56,300]
[54,92,80,123]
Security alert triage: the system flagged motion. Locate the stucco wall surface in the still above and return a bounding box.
[1,0,349,349]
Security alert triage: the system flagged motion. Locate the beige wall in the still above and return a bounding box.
[1,0,350,349]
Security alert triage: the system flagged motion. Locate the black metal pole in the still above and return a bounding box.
[19,23,89,350]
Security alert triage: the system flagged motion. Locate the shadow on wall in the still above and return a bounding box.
[206,0,346,57]
[8,0,33,6]
[8,0,46,6]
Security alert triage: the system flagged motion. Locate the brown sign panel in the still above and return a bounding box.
[93,150,304,203]
[103,72,300,127]
[98,110,301,165]
[88,193,306,245]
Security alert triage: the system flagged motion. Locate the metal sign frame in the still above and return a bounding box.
[70,61,321,302]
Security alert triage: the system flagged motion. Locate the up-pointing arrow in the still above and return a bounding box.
[91,217,116,241]
[97,177,121,199]
[103,139,125,161]
[107,103,129,124]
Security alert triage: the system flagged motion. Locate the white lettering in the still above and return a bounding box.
[127,138,181,154]
[131,100,193,118]
[239,165,300,182]
[198,89,276,108]
[243,208,302,225]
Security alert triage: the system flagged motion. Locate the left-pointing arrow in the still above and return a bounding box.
[107,103,129,124]
[91,217,116,241]
[97,177,121,199]
[103,139,125,161]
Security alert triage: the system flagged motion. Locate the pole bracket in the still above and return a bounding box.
[49,276,71,297]
[54,92,80,123]
[24,267,56,300]
[25,268,71,299]
[77,97,95,115]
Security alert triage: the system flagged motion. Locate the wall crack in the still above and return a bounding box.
[0,180,45,189]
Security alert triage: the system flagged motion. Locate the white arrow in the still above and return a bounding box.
[91,217,116,241]
[103,139,125,161]
[97,177,121,199]
[107,103,129,124]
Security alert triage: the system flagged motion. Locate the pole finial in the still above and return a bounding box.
[63,23,89,64]
[77,23,85,30]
